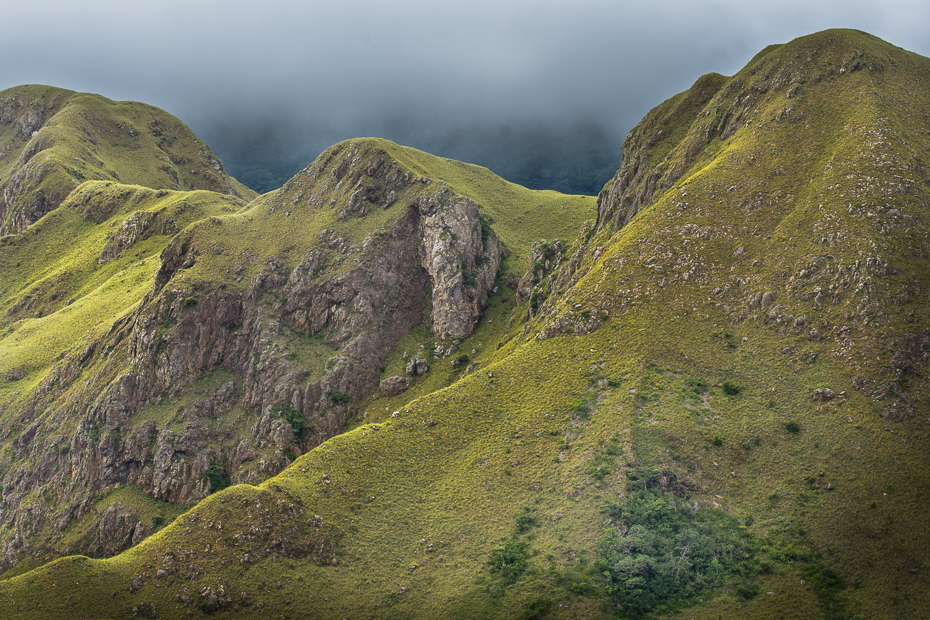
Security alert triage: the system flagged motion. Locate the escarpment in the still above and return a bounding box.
[0,139,500,572]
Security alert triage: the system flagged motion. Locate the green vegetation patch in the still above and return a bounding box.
[598,467,758,617]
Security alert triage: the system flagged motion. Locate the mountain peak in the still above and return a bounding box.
[0,84,255,235]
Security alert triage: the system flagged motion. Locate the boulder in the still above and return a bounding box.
[379,376,410,397]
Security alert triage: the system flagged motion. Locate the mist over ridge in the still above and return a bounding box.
[201,116,624,195]
[5,1,928,195]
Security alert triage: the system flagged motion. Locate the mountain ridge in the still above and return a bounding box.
[0,84,255,235]
[0,28,928,619]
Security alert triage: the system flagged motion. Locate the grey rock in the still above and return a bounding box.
[812,388,836,401]
[405,357,428,376]
[379,376,410,397]
[414,189,500,340]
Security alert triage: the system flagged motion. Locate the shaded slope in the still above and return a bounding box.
[0,85,255,235]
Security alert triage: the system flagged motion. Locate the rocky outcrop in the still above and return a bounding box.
[97,211,156,264]
[0,140,501,572]
[379,376,410,397]
[415,187,500,340]
[516,239,568,319]
[595,72,728,235]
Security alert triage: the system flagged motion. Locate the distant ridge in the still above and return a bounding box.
[0,85,254,235]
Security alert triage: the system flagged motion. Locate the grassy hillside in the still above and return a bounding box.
[1,29,929,620]
[0,136,593,584]
[0,85,255,235]
[0,183,247,399]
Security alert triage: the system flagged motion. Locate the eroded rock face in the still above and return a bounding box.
[0,142,501,571]
[595,73,729,236]
[97,211,156,264]
[415,188,500,340]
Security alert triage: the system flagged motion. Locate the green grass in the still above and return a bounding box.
[0,182,242,395]
[0,85,255,235]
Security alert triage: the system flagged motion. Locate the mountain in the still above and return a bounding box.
[0,85,255,235]
[1,28,929,619]
[0,108,593,581]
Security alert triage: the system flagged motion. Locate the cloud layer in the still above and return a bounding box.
[3,1,928,192]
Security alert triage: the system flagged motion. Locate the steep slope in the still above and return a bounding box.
[0,137,592,576]
[0,85,255,235]
[2,28,929,620]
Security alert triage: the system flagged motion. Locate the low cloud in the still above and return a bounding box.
[3,1,928,192]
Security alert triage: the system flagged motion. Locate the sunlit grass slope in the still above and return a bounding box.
[0,182,247,402]
[0,85,256,234]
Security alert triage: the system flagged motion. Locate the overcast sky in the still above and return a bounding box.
[3,1,929,192]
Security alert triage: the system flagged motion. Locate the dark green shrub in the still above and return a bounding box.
[712,433,724,446]
[517,598,552,620]
[278,405,305,442]
[202,461,230,493]
[326,390,351,405]
[152,514,165,527]
[530,290,541,310]
[785,420,801,434]
[184,296,197,306]
[478,212,494,244]
[722,380,741,396]
[598,467,758,617]
[736,580,760,600]
[488,540,529,583]
[515,507,537,533]
[687,377,708,394]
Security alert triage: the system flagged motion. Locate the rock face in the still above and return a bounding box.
[0,139,500,572]
[415,188,500,340]
[595,72,729,235]
[517,239,568,318]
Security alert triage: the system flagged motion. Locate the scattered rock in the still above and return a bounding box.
[405,357,428,376]
[129,575,145,593]
[3,367,25,382]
